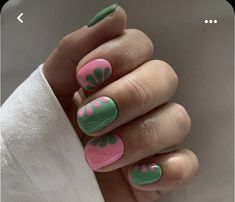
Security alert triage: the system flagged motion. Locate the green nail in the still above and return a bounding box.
[131,163,162,186]
[88,4,118,27]
[77,96,118,135]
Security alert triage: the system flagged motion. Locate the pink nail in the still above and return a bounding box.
[85,134,124,170]
[77,59,112,91]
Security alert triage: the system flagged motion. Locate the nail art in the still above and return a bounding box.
[77,59,112,91]
[85,134,124,170]
[88,4,118,27]
[131,163,162,186]
[77,96,118,134]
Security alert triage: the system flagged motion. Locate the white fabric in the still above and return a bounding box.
[1,65,104,202]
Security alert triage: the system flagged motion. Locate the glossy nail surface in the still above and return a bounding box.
[77,96,118,134]
[85,134,124,170]
[77,59,112,91]
[131,163,162,186]
[88,4,118,27]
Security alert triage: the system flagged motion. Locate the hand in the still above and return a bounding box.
[43,4,199,202]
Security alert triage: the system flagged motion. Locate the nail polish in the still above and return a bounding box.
[77,96,118,134]
[131,163,162,186]
[77,59,112,91]
[88,4,118,27]
[85,134,124,170]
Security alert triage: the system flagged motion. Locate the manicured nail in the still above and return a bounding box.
[131,163,162,186]
[77,96,118,134]
[85,134,124,170]
[88,4,118,27]
[77,59,112,91]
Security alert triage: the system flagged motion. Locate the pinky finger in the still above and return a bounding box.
[127,149,199,193]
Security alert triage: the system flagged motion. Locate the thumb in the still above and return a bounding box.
[43,4,127,109]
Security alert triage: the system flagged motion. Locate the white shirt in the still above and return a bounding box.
[1,65,104,202]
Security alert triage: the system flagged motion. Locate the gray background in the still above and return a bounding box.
[1,0,234,201]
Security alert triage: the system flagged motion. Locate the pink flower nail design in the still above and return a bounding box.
[77,59,112,91]
[85,134,124,170]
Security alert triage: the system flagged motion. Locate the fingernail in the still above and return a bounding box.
[131,163,162,186]
[77,96,118,134]
[77,59,112,91]
[85,134,124,170]
[88,4,118,27]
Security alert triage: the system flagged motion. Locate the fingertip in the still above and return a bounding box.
[43,4,127,109]
[87,4,127,32]
[181,149,199,180]
[128,149,199,192]
[115,5,127,30]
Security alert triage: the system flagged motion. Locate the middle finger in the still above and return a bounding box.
[76,29,154,93]
[77,60,178,135]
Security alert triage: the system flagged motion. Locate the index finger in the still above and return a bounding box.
[43,4,127,109]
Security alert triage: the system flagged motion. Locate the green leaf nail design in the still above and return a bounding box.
[85,85,94,91]
[86,75,98,86]
[94,68,103,82]
[108,135,116,144]
[86,67,111,88]
[90,134,117,147]
[77,59,112,91]
[104,68,110,80]
[88,4,118,27]
[99,136,108,147]
[91,138,100,146]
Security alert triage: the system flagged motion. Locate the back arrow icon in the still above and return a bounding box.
[17,13,23,23]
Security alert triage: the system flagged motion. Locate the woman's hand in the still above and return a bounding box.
[43,4,199,202]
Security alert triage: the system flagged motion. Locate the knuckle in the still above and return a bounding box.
[154,60,178,88]
[116,39,135,67]
[178,149,199,182]
[128,28,146,38]
[129,29,154,52]
[106,7,127,30]
[57,34,72,51]
[182,149,199,176]
[165,150,198,184]
[128,119,159,155]
[139,120,159,152]
[169,164,184,184]
[124,76,153,113]
[173,103,192,135]
[166,157,185,183]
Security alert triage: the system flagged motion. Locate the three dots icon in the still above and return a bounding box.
[204,19,217,24]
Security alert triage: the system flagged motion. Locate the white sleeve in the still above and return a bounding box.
[1,65,104,202]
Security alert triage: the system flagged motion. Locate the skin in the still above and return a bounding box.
[43,6,199,202]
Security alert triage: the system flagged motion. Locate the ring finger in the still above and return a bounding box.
[84,103,191,171]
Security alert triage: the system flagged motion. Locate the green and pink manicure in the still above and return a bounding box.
[77,59,112,91]
[131,163,162,186]
[77,96,118,134]
[87,4,118,27]
[85,134,124,170]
